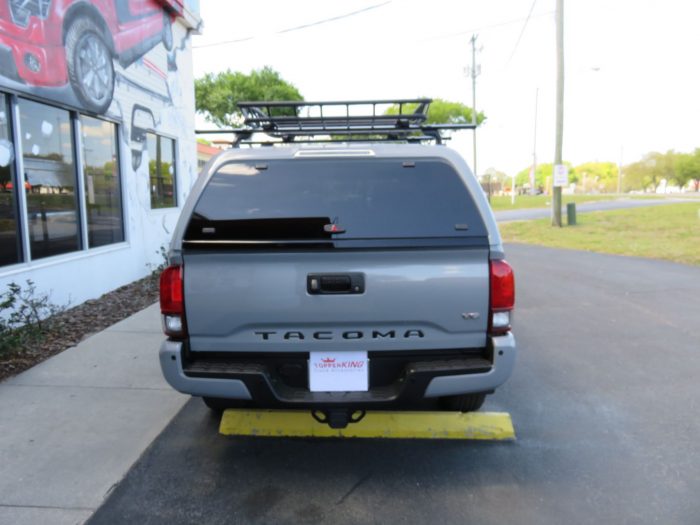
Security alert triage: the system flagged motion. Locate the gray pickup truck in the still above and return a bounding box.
[158,100,515,429]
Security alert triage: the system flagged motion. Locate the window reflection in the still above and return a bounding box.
[0,93,21,266]
[81,116,124,247]
[19,98,80,259]
[148,134,177,209]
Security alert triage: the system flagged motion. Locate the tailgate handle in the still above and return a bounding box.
[307,273,364,294]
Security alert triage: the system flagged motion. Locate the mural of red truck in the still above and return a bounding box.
[0,0,181,113]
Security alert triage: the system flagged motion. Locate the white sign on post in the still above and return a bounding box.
[553,164,569,187]
[309,351,369,392]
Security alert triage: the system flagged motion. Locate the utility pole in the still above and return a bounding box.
[617,146,624,194]
[470,34,482,199]
[552,0,564,227]
[531,87,539,196]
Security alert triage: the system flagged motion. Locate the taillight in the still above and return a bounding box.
[160,265,186,338]
[489,259,515,336]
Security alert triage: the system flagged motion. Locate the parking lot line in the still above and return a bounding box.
[219,409,515,440]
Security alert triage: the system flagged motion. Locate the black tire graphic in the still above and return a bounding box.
[65,17,115,114]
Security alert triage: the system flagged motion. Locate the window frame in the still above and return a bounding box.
[78,114,126,249]
[147,132,178,210]
[0,93,23,266]
[0,92,127,271]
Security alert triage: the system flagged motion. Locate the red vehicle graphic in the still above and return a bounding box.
[0,0,181,113]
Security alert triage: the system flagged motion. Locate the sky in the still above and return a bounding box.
[191,0,700,177]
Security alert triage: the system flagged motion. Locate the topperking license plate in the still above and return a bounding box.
[308,351,369,392]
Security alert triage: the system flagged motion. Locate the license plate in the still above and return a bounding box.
[309,351,369,392]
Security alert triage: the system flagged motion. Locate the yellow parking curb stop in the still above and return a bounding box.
[219,409,515,440]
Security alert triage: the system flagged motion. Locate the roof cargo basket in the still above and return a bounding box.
[195,99,477,147]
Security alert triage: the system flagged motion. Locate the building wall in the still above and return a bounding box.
[0,0,200,308]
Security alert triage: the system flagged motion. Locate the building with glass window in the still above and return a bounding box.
[0,0,201,308]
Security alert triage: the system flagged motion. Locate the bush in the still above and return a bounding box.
[0,280,65,355]
[147,244,169,287]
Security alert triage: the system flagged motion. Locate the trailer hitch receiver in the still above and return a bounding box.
[311,409,366,429]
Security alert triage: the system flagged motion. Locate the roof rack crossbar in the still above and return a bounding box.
[241,128,422,137]
[235,136,437,147]
[242,114,426,125]
[238,99,430,129]
[236,98,432,108]
[195,99,476,146]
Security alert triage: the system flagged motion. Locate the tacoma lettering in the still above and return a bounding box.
[255,329,425,341]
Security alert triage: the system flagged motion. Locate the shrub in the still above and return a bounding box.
[0,280,64,355]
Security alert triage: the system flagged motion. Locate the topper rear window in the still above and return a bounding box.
[185,158,487,245]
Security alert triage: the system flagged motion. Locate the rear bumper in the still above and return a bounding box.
[158,333,516,407]
[424,333,516,397]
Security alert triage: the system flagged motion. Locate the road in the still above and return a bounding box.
[494,197,693,222]
[88,244,700,525]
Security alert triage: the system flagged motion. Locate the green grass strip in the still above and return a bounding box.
[500,202,700,266]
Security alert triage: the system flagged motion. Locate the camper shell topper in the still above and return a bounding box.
[158,99,515,430]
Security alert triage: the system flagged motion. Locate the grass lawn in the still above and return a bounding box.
[499,202,700,266]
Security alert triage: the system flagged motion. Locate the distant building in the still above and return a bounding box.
[0,0,201,307]
[197,141,223,171]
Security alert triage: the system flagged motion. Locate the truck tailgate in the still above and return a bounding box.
[183,248,489,352]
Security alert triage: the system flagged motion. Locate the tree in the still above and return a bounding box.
[515,164,550,190]
[515,162,576,191]
[385,98,486,125]
[574,162,619,193]
[674,149,700,191]
[487,169,510,185]
[655,150,678,186]
[482,168,511,194]
[195,66,303,128]
[623,151,675,192]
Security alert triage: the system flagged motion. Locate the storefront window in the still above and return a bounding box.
[147,134,177,209]
[19,98,80,260]
[81,116,124,247]
[0,94,21,266]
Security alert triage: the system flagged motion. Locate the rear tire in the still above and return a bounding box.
[202,397,249,413]
[440,393,486,412]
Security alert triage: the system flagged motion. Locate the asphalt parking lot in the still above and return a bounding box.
[88,244,700,525]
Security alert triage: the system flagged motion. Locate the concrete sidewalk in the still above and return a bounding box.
[0,304,187,525]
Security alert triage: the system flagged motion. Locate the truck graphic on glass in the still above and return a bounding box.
[0,0,180,113]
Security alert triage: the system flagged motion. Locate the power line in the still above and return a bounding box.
[508,0,538,63]
[194,1,392,49]
[194,36,254,48]
[419,10,552,43]
[277,1,391,34]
